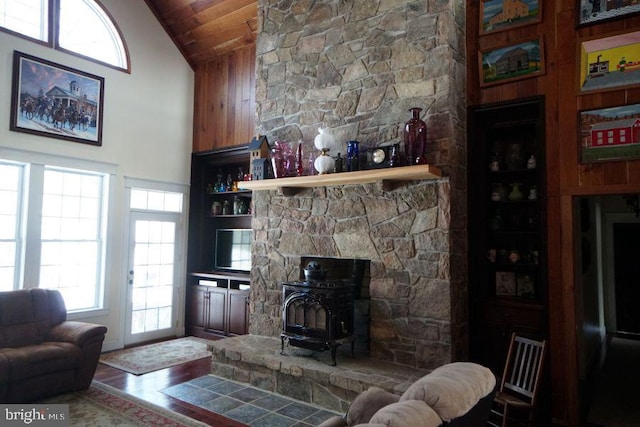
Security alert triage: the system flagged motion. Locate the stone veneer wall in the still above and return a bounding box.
[250,182,452,369]
[251,0,468,368]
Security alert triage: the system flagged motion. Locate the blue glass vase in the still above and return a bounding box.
[346,140,359,171]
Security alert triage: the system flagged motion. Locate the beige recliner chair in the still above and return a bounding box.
[318,362,496,427]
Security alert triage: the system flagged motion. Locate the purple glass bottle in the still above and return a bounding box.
[404,107,427,165]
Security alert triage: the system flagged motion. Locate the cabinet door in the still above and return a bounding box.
[228,290,249,335]
[468,97,548,373]
[188,285,208,330]
[206,287,227,333]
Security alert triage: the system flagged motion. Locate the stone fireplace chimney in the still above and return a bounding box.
[249,0,467,370]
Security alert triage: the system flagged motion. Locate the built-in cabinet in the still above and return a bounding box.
[186,146,252,339]
[188,273,249,338]
[468,97,548,375]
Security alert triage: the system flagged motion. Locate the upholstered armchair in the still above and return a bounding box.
[0,288,107,402]
[318,362,496,427]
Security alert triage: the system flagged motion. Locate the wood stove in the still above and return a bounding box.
[280,280,355,366]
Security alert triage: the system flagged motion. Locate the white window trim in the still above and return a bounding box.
[119,177,190,341]
[0,0,130,72]
[1,147,116,318]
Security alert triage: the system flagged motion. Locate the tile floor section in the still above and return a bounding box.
[163,374,341,427]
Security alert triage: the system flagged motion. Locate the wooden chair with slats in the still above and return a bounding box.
[488,333,547,427]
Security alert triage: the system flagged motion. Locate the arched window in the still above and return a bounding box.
[0,0,129,72]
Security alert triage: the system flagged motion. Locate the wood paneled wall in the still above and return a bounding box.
[193,44,256,152]
[467,2,640,425]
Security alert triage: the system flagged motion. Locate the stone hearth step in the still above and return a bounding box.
[208,334,430,413]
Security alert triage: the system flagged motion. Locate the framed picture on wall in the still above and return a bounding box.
[577,0,640,27]
[480,0,542,35]
[10,51,104,146]
[579,103,640,163]
[495,271,516,296]
[516,273,535,298]
[578,31,640,93]
[479,37,545,87]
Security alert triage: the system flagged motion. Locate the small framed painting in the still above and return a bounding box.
[10,51,104,146]
[496,271,516,296]
[516,273,535,298]
[577,0,640,27]
[579,103,640,163]
[479,37,545,87]
[480,0,542,35]
[578,31,640,93]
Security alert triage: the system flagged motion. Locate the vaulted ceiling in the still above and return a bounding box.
[144,0,258,67]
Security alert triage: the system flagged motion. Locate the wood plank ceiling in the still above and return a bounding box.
[144,0,258,67]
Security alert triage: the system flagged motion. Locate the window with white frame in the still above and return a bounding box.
[0,0,128,71]
[39,166,108,311]
[0,161,25,292]
[130,188,183,213]
[0,0,48,41]
[0,158,109,312]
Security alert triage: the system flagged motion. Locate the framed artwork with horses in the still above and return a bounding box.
[10,51,104,146]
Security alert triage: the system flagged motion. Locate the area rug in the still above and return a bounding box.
[100,337,213,375]
[42,380,208,426]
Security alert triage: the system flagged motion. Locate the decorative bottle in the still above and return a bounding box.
[334,153,343,173]
[389,144,399,167]
[505,143,524,171]
[508,182,524,201]
[346,140,360,171]
[295,142,304,176]
[404,107,427,165]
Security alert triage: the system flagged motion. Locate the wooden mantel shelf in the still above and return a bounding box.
[240,164,442,195]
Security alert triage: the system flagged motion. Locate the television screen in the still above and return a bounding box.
[215,229,251,272]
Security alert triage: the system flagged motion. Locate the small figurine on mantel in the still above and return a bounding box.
[248,134,272,180]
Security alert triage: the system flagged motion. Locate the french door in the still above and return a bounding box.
[124,211,183,345]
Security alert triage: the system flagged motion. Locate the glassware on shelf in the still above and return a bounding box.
[346,140,360,171]
[489,152,500,171]
[505,143,524,171]
[307,151,316,175]
[313,128,336,174]
[334,153,343,173]
[211,201,222,216]
[214,170,225,192]
[233,196,249,215]
[222,199,231,215]
[404,107,427,165]
[314,149,335,174]
[272,140,296,178]
[508,182,524,201]
[508,250,521,264]
[491,183,507,201]
[389,144,399,167]
[295,142,304,176]
[489,208,504,231]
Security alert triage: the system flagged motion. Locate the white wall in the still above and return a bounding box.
[0,0,194,351]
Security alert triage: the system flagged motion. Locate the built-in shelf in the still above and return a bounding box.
[239,164,442,195]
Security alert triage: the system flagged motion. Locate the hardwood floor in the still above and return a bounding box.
[94,357,247,427]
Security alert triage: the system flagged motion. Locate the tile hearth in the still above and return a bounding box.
[163,374,339,427]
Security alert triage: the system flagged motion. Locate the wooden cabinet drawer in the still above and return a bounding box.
[480,301,546,331]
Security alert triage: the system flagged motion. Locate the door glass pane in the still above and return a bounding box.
[130,219,175,335]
